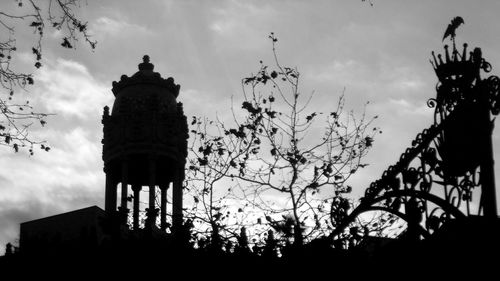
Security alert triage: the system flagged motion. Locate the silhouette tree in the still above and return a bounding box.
[186,117,260,251]
[188,33,379,247]
[0,0,96,154]
[4,242,13,256]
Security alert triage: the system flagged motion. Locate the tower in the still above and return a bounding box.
[101,55,188,232]
[431,44,497,218]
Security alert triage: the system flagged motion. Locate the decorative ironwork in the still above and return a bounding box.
[331,42,500,243]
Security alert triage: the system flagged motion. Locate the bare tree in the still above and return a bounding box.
[0,0,96,153]
[188,33,379,247]
[186,117,261,251]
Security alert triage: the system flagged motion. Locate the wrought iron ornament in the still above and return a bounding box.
[332,42,500,243]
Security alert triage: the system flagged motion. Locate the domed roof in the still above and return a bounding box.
[110,55,181,115]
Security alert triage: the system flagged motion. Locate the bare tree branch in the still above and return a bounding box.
[0,0,96,154]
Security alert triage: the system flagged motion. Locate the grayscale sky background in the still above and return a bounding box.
[1,0,499,252]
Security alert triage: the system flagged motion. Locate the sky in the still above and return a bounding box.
[1,0,500,252]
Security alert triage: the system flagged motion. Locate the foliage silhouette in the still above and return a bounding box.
[186,33,379,250]
[0,0,96,154]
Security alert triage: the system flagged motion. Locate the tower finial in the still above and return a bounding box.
[138,55,154,71]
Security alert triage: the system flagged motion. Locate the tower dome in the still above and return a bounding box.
[110,55,180,116]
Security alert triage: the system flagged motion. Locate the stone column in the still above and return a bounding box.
[119,160,129,224]
[160,184,169,231]
[147,158,157,228]
[132,184,141,230]
[104,168,117,213]
[172,167,183,232]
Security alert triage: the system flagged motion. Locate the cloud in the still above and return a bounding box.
[385,98,430,117]
[0,125,105,252]
[304,59,376,99]
[91,16,154,41]
[382,65,427,95]
[0,127,103,199]
[30,58,112,121]
[209,1,276,51]
[346,97,434,197]
[182,88,238,123]
[0,58,107,249]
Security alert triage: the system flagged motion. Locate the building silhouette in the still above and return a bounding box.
[19,206,105,254]
[19,56,188,253]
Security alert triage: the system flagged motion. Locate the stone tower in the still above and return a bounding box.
[101,55,188,232]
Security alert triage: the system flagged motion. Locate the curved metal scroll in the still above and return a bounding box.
[331,43,500,243]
